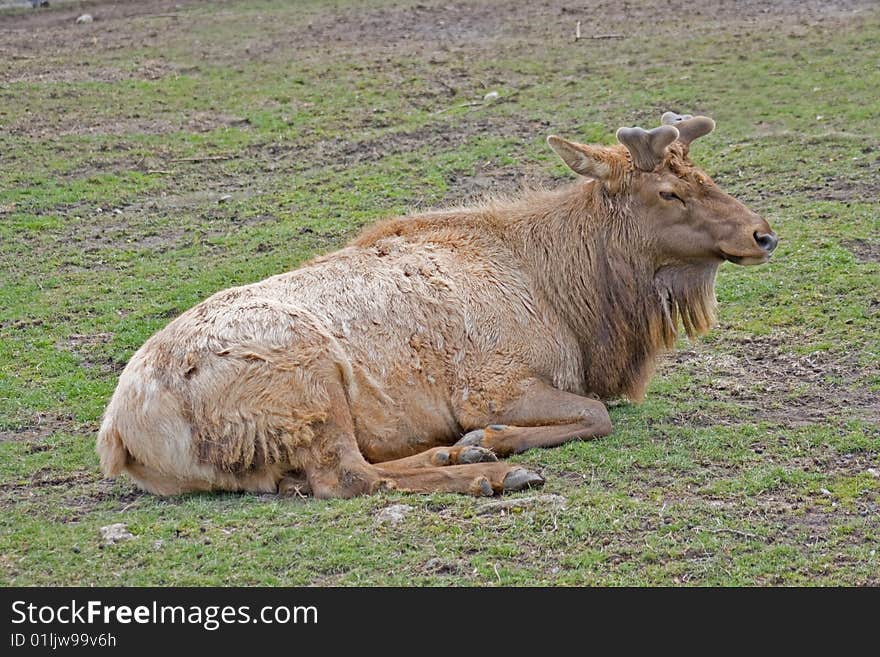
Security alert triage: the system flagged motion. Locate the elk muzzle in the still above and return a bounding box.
[754,230,778,254]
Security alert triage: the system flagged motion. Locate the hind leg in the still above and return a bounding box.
[297,382,542,498]
[371,444,497,468]
[300,424,541,498]
[373,460,544,496]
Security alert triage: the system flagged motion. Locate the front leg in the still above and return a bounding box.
[456,379,612,457]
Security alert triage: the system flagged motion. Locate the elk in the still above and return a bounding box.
[97,112,777,498]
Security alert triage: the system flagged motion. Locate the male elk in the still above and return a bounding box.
[97,112,777,498]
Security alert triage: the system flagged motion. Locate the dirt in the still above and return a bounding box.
[52,197,279,258]
[797,172,880,203]
[620,459,878,584]
[57,331,126,374]
[663,334,880,429]
[0,411,78,443]
[846,239,880,264]
[297,114,567,206]
[4,0,875,84]
[6,109,251,139]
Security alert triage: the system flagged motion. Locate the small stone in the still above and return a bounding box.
[483,91,499,102]
[819,488,832,496]
[218,194,233,204]
[100,523,134,544]
[867,468,879,478]
[375,503,413,526]
[76,14,93,24]
[152,540,164,550]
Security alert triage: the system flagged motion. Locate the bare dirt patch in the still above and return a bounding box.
[846,239,880,264]
[5,109,251,139]
[438,163,564,208]
[230,0,878,60]
[64,480,145,516]
[0,412,77,443]
[258,113,565,208]
[664,334,879,428]
[797,173,880,203]
[57,331,125,374]
[261,114,550,171]
[53,196,278,257]
[5,0,874,89]
[0,471,144,521]
[0,0,205,88]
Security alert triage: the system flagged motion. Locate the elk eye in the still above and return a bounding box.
[660,191,684,203]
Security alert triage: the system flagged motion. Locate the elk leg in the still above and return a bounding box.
[456,379,613,457]
[456,422,606,457]
[373,461,544,496]
[371,444,498,468]
[293,381,540,498]
[303,446,540,498]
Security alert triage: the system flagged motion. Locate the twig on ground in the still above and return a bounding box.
[170,155,234,163]
[701,526,760,540]
[434,101,483,115]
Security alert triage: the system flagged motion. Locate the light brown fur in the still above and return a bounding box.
[97,115,776,498]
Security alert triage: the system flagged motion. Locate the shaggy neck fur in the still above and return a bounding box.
[500,181,718,400]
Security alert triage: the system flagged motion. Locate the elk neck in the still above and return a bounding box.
[501,180,719,400]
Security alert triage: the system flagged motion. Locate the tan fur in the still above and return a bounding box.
[97,116,776,497]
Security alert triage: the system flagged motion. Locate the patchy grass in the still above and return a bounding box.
[0,0,877,586]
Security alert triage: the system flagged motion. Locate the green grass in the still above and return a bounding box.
[0,0,877,586]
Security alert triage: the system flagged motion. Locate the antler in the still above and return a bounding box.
[661,111,715,145]
[616,125,679,171]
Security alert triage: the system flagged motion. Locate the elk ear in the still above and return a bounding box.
[661,112,716,145]
[616,125,679,171]
[547,135,619,181]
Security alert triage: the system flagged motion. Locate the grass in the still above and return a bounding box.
[0,0,877,586]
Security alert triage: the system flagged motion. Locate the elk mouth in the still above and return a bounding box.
[721,251,770,266]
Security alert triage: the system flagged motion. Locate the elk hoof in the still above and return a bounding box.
[458,445,497,464]
[372,478,398,493]
[502,468,544,492]
[455,429,484,447]
[471,476,494,497]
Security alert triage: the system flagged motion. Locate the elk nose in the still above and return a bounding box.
[754,231,778,253]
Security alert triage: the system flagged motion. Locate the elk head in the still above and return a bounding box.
[547,113,777,267]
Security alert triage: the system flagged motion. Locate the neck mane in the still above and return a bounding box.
[501,182,719,400]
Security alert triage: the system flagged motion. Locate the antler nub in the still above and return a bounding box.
[661,111,715,145]
[616,124,679,171]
